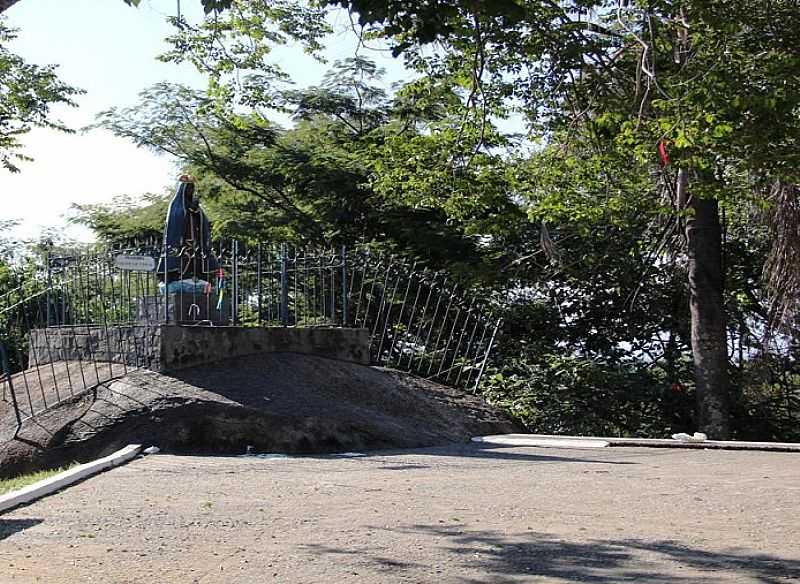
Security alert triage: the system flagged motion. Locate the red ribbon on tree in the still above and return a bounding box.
[657,140,671,167]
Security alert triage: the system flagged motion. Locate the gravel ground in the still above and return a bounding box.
[1,444,799,583]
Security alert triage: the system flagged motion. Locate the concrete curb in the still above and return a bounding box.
[472,436,610,449]
[472,434,800,452]
[0,444,142,514]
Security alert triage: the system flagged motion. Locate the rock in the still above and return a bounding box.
[0,353,519,477]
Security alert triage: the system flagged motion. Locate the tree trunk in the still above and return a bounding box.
[681,168,730,438]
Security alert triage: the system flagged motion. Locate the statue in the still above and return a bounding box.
[140,176,228,324]
[157,175,219,287]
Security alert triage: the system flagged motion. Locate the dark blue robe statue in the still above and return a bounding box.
[157,176,219,282]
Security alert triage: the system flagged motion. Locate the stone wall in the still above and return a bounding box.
[29,325,161,370]
[29,325,370,373]
[159,326,371,370]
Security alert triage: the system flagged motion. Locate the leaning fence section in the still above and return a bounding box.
[344,253,501,389]
[1,241,501,429]
[228,246,500,389]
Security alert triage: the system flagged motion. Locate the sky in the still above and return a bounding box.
[0,0,405,244]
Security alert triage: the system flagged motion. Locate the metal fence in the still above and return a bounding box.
[0,284,139,428]
[1,241,501,429]
[345,252,500,386]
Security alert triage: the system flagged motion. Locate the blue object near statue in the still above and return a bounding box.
[158,279,210,295]
[156,175,219,283]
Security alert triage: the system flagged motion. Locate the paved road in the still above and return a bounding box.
[1,444,799,583]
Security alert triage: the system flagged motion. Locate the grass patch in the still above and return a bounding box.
[0,464,79,496]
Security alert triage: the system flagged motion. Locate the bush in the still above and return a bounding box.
[480,352,695,438]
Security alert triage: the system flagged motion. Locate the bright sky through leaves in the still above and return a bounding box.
[0,0,404,243]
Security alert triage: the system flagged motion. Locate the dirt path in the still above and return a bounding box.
[1,444,799,583]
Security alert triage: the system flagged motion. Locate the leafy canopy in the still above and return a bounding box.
[0,17,82,171]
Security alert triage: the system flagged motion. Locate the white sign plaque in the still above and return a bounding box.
[114,254,156,272]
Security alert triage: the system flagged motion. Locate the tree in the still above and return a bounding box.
[74,0,800,439]
[0,17,82,171]
[69,193,170,245]
[121,0,233,12]
[0,0,237,172]
[91,56,522,277]
[318,0,800,439]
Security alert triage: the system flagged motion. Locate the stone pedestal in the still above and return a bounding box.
[137,293,230,325]
[29,325,370,372]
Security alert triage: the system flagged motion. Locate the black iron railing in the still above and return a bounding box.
[0,241,501,430]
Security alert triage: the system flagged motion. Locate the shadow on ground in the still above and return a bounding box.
[0,518,42,542]
[259,442,638,466]
[306,526,800,583]
[414,442,637,465]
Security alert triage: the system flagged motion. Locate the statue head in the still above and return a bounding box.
[178,174,198,209]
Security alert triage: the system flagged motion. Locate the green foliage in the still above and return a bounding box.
[93,58,512,276]
[159,0,331,107]
[0,17,83,172]
[370,119,515,226]
[69,194,169,245]
[87,0,800,441]
[731,355,800,443]
[482,352,691,437]
[0,219,18,260]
